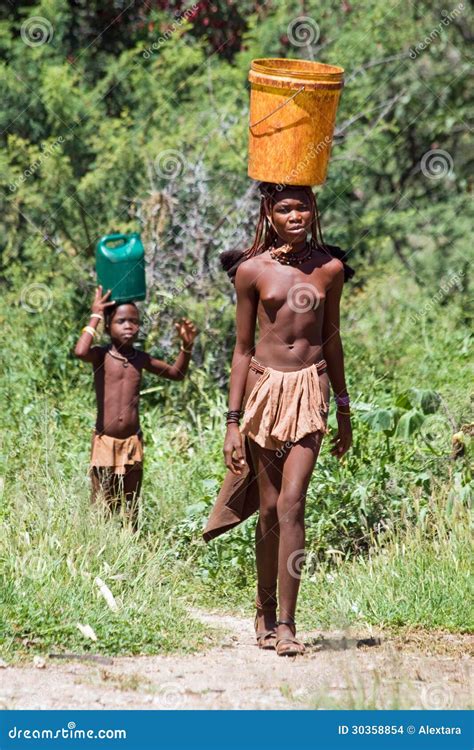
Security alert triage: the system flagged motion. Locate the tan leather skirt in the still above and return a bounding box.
[90,430,144,475]
[240,356,330,451]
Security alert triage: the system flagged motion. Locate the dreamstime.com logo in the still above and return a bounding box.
[7,721,127,741]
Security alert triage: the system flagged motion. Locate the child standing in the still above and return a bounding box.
[75,285,198,529]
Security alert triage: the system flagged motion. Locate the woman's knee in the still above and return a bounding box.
[259,497,278,528]
[277,490,306,525]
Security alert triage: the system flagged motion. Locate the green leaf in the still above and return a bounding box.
[394,391,412,410]
[394,409,425,440]
[408,389,441,414]
[360,408,394,433]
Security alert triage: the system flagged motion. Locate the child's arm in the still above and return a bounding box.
[143,318,198,381]
[74,286,115,364]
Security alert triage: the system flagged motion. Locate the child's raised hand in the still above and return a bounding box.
[175,318,199,348]
[92,285,116,316]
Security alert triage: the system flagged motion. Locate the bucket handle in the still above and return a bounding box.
[249,86,305,129]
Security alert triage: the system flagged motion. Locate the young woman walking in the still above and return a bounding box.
[204,181,354,656]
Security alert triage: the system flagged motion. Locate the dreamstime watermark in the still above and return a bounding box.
[8,721,126,740]
[154,681,187,708]
[20,282,53,313]
[409,3,464,58]
[345,67,368,86]
[276,136,332,190]
[154,149,187,180]
[420,148,454,180]
[419,414,452,449]
[142,4,199,58]
[21,16,54,46]
[287,548,319,579]
[9,137,64,192]
[409,269,464,324]
[420,683,454,709]
[287,16,320,48]
[275,440,294,459]
[287,283,321,313]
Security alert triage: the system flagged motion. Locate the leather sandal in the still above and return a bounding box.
[254,585,277,650]
[275,618,305,656]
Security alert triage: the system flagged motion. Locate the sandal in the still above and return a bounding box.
[275,618,305,656]
[254,584,277,650]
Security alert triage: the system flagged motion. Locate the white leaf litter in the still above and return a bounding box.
[94,577,119,612]
[76,623,98,641]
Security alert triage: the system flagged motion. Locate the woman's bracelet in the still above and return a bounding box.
[90,313,103,321]
[180,344,193,353]
[334,393,350,407]
[82,325,97,337]
[226,409,243,425]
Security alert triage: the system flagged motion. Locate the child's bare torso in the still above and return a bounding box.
[93,346,147,438]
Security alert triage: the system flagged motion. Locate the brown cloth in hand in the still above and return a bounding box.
[90,430,144,475]
[203,433,260,542]
[202,357,330,542]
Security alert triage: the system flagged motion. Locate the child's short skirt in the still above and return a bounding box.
[90,430,143,475]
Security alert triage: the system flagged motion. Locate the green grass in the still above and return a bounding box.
[298,488,473,633]
[0,450,212,659]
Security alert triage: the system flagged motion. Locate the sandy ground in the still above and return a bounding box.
[1,610,472,710]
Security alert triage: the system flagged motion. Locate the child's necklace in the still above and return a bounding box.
[269,242,313,266]
[107,346,138,368]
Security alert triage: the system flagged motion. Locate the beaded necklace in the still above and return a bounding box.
[269,242,313,266]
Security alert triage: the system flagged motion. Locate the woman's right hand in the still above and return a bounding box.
[223,424,246,475]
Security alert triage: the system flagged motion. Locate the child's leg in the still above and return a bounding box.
[123,465,143,532]
[90,466,102,504]
[90,466,120,515]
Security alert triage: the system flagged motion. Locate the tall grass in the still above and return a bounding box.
[0,445,211,657]
[297,485,472,632]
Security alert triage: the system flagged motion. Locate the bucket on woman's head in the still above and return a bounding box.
[247,58,344,187]
[96,233,146,303]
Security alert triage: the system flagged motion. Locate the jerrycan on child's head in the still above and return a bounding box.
[96,233,146,303]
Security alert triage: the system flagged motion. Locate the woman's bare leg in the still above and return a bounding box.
[276,431,324,645]
[248,438,284,634]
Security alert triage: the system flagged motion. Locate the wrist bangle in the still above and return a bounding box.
[180,344,193,353]
[226,409,243,425]
[82,325,97,337]
[90,313,103,321]
[335,394,350,406]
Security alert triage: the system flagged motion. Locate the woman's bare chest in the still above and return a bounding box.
[257,266,327,316]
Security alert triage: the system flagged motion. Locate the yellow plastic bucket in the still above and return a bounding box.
[248,58,344,186]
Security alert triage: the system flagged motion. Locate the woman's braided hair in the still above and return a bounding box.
[220,182,355,284]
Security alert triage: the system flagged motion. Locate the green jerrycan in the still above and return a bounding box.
[96,233,146,303]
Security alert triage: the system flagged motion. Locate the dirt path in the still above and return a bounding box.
[1,610,472,710]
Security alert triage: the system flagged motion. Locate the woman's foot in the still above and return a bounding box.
[255,585,277,650]
[275,619,305,656]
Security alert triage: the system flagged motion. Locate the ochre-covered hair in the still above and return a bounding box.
[220,182,355,284]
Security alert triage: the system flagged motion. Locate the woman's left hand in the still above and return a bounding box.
[329,412,352,459]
